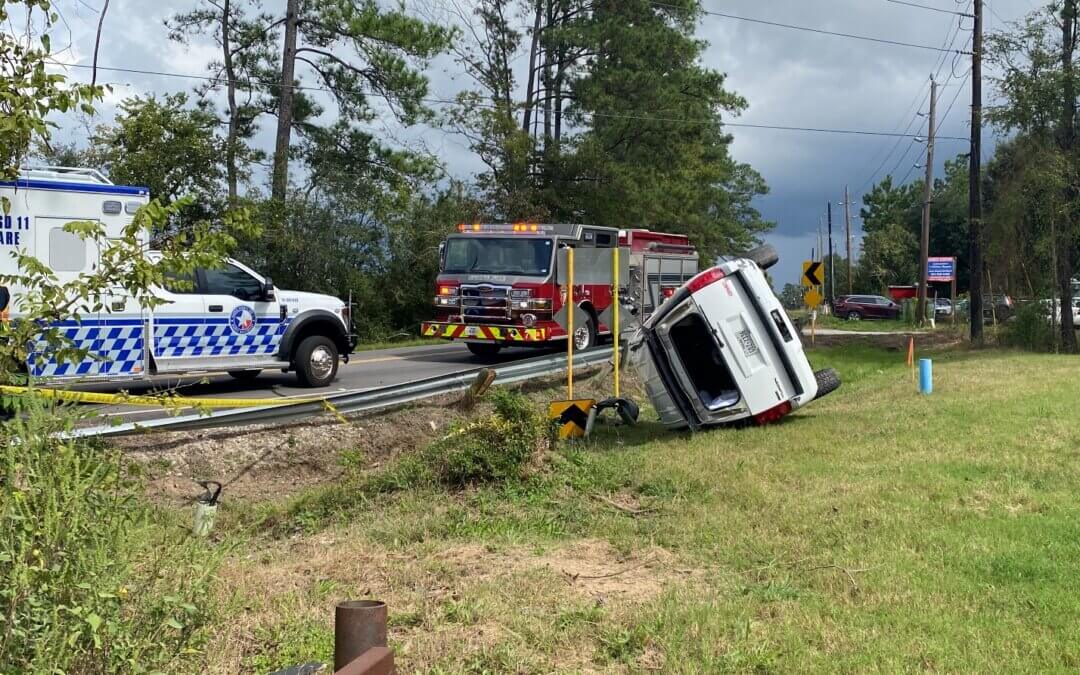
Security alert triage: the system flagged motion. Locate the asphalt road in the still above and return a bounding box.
[74,341,556,425]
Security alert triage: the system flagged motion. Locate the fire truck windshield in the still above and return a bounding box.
[443,237,553,277]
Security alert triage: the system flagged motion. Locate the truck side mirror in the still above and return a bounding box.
[438,243,446,272]
[262,278,275,301]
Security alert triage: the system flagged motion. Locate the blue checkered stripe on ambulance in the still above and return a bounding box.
[29,319,145,378]
[153,317,290,359]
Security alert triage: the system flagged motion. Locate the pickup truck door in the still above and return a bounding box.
[197,262,286,364]
[150,270,210,372]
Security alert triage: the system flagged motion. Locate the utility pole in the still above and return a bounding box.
[827,201,835,306]
[918,78,938,325]
[843,185,853,294]
[969,0,984,344]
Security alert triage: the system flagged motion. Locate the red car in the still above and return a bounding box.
[833,294,901,320]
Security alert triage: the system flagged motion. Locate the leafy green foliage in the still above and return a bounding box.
[421,390,550,487]
[0,400,222,672]
[1001,300,1057,351]
[0,1,103,180]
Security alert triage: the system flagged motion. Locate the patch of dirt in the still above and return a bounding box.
[115,398,468,504]
[433,538,687,603]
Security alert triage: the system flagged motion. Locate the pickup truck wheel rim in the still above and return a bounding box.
[310,345,335,380]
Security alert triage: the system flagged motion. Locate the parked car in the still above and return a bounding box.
[933,297,953,317]
[832,295,901,320]
[628,244,840,431]
[1042,298,1080,325]
[958,294,1014,324]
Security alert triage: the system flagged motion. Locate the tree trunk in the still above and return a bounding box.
[222,0,239,202]
[1059,0,1077,350]
[553,2,566,144]
[522,2,542,134]
[542,0,553,144]
[271,0,300,203]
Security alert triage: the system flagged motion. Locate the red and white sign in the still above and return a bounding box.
[926,256,957,282]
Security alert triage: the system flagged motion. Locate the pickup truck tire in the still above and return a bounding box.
[813,368,841,401]
[745,243,779,270]
[227,369,261,381]
[295,335,339,387]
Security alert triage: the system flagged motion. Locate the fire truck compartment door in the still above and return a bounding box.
[555,247,628,285]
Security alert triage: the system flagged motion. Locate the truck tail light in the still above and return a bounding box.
[752,401,792,426]
[686,267,725,294]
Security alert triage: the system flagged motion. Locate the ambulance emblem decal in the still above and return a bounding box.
[229,305,257,334]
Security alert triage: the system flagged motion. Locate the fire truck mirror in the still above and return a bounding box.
[438,242,445,272]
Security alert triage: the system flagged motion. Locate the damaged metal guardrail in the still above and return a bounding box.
[71,347,615,438]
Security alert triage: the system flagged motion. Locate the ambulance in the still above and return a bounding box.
[0,168,354,387]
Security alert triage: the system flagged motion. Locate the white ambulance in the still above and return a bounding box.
[0,168,355,387]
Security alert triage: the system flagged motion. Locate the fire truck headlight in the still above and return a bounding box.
[510,289,532,300]
[521,313,537,327]
[530,298,551,309]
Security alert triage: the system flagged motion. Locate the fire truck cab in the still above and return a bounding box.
[421,223,698,358]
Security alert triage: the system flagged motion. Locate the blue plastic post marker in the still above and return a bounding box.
[919,358,933,395]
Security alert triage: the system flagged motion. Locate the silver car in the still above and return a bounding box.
[629,245,839,431]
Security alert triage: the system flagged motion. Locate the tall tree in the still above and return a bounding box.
[167,0,278,201]
[264,0,453,202]
[987,1,1079,349]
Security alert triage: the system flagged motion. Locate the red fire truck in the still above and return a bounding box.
[421,223,699,358]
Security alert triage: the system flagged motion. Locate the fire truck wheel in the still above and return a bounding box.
[466,342,503,359]
[573,315,596,351]
[227,370,262,381]
[295,335,339,387]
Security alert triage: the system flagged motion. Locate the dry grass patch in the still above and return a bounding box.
[208,531,696,673]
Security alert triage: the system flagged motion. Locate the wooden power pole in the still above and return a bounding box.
[827,201,835,306]
[917,78,937,325]
[969,0,984,344]
[843,185,853,294]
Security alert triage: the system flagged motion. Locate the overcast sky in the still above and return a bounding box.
[40,0,1037,286]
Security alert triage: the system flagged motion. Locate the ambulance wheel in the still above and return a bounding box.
[227,369,261,381]
[573,316,596,351]
[466,342,502,359]
[296,335,339,387]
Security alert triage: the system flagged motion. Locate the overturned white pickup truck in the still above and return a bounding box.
[628,244,839,431]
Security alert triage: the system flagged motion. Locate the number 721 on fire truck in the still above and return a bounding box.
[420,223,699,359]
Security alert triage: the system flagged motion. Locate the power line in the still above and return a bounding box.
[653,1,972,54]
[885,0,974,17]
[50,60,969,139]
[855,2,972,193]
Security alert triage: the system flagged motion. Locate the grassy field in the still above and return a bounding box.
[204,345,1080,673]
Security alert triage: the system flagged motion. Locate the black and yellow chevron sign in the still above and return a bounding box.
[548,399,596,439]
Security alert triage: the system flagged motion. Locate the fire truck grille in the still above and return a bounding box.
[460,284,511,322]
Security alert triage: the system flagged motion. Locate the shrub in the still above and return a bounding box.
[0,399,222,673]
[1001,301,1056,352]
[420,389,550,487]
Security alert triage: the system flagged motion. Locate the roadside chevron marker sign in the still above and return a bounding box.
[548,399,596,439]
[802,260,823,287]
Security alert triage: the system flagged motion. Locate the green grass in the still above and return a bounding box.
[209,345,1080,673]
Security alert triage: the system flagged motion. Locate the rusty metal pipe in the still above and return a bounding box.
[334,600,387,672]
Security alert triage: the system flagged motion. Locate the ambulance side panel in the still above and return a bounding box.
[0,180,150,380]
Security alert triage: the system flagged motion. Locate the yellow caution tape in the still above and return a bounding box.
[0,385,325,409]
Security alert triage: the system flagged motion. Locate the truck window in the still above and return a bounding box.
[442,238,552,276]
[49,228,87,272]
[163,270,197,294]
[202,264,264,300]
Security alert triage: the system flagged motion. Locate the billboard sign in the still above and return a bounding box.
[927,257,956,282]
